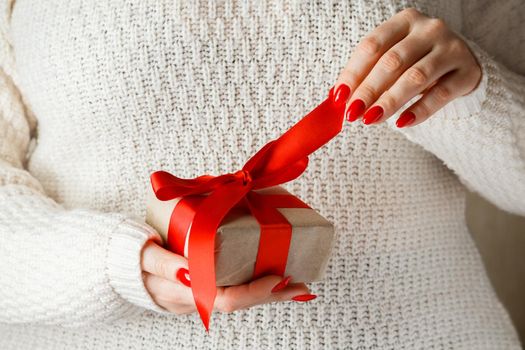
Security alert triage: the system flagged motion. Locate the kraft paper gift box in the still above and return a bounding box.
[146,185,335,286]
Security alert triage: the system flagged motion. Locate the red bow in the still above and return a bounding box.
[150,93,345,330]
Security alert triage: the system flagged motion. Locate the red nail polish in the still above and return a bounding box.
[271,276,291,293]
[292,294,317,302]
[176,268,191,287]
[362,106,384,125]
[333,84,351,105]
[346,99,366,122]
[396,110,416,128]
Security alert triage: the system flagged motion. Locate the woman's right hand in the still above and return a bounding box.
[140,240,315,315]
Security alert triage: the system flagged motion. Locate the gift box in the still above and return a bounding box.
[146,184,334,286]
[146,88,346,330]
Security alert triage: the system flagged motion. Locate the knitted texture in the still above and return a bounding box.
[0,0,524,349]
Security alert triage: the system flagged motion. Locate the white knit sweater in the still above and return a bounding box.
[0,0,524,349]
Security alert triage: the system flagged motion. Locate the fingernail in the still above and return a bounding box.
[176,268,191,287]
[292,294,317,302]
[333,84,351,105]
[271,276,291,293]
[396,110,416,128]
[346,99,366,122]
[362,106,383,125]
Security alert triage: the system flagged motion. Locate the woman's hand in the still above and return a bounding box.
[140,240,314,315]
[333,8,482,127]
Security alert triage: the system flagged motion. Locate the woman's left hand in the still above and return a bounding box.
[333,8,482,128]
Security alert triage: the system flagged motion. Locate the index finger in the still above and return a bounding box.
[335,9,416,94]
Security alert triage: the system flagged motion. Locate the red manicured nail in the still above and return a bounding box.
[292,294,317,302]
[396,110,416,128]
[362,106,384,125]
[271,276,291,293]
[176,268,191,287]
[346,99,366,122]
[333,84,351,105]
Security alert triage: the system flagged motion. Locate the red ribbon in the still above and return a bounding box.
[150,93,345,330]
[166,191,311,279]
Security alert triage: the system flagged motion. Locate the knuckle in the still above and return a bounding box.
[359,36,381,56]
[405,66,428,86]
[400,8,421,22]
[142,271,149,282]
[448,38,467,55]
[427,18,447,32]
[357,84,377,101]
[154,282,181,303]
[432,84,451,103]
[379,93,397,111]
[142,272,154,291]
[380,51,403,72]
[216,298,237,314]
[416,101,430,118]
[154,258,172,279]
[275,293,292,302]
[340,66,358,86]
[162,304,176,313]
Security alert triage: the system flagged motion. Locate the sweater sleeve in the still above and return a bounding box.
[387,3,525,216]
[0,15,164,326]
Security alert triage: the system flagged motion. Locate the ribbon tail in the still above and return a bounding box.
[250,157,309,189]
[167,196,204,255]
[250,97,345,176]
[187,182,252,331]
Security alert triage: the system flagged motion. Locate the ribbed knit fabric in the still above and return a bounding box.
[0,0,524,349]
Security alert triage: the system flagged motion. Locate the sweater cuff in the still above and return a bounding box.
[460,36,525,159]
[106,218,166,313]
[455,36,489,114]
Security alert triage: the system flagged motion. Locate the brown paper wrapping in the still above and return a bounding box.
[146,185,334,286]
